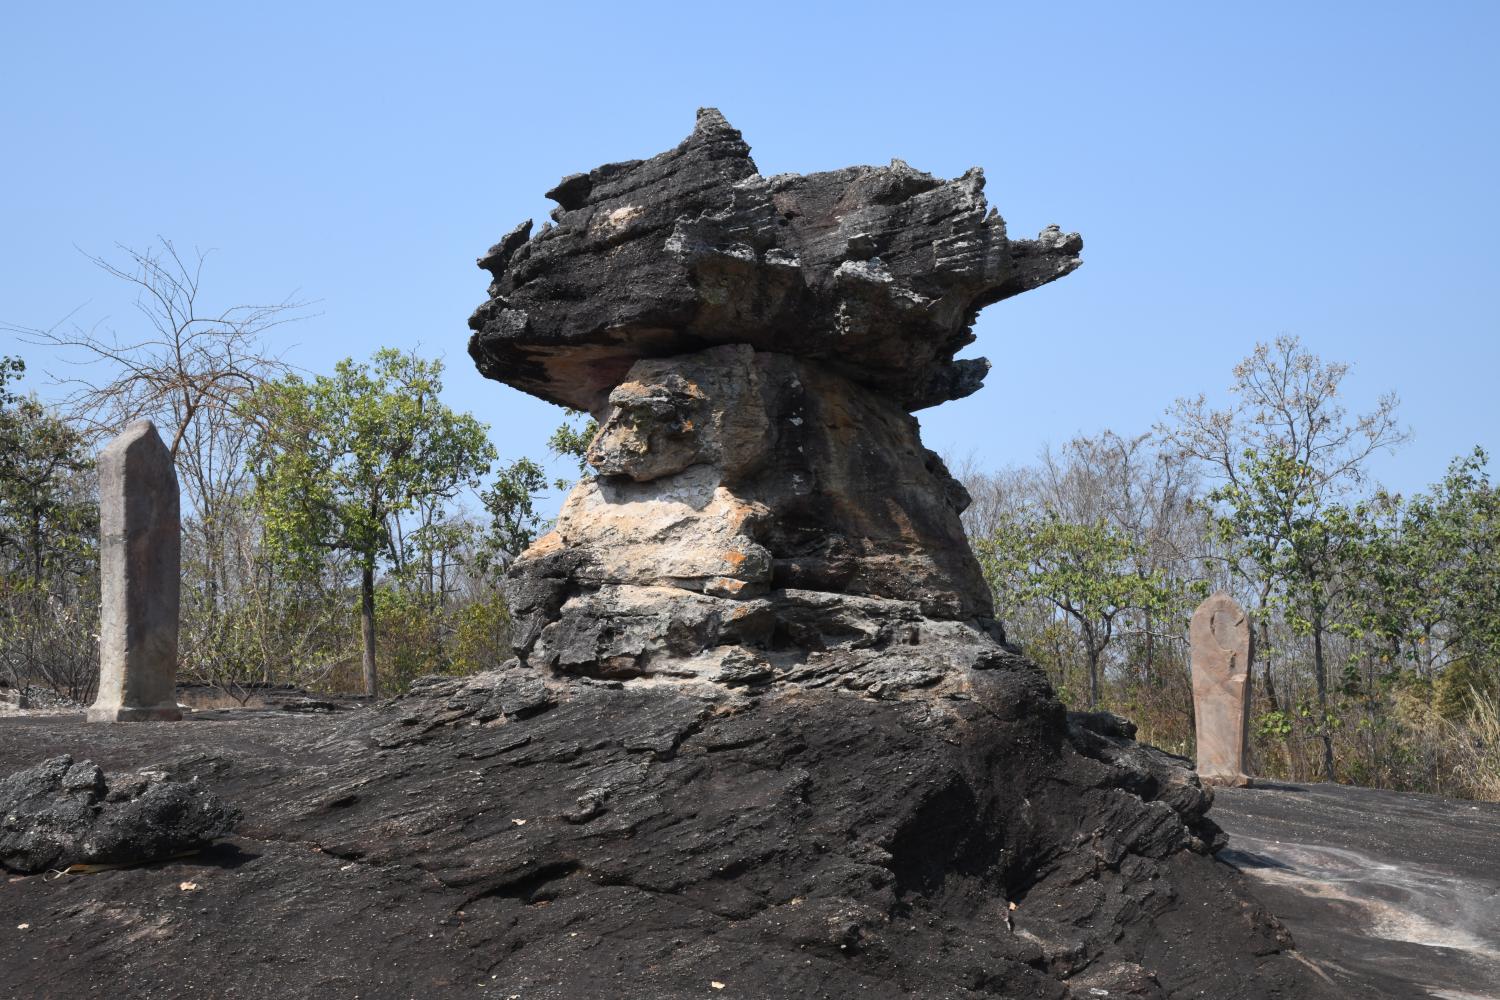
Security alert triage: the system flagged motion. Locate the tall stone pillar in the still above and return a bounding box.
[87,420,182,723]
[1189,592,1252,786]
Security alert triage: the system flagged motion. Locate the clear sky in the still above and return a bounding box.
[3,2,1496,504]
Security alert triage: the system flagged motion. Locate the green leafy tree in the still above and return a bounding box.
[476,411,600,578]
[1361,449,1500,719]
[0,358,98,696]
[476,457,550,576]
[980,511,1173,709]
[245,349,495,696]
[1412,449,1500,677]
[0,357,22,405]
[547,410,597,479]
[0,361,95,592]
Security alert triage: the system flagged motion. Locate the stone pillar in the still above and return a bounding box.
[1189,592,1252,786]
[87,420,181,723]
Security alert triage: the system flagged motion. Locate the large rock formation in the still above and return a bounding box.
[0,114,1386,999]
[459,111,1337,997]
[475,109,1080,692]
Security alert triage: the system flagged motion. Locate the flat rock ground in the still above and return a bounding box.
[1213,782,1500,1000]
[1,703,1495,1000]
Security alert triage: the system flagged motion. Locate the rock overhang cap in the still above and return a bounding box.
[468,108,1082,414]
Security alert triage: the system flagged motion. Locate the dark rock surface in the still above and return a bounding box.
[0,754,238,874]
[1215,782,1500,1000]
[0,671,1345,999]
[468,109,1081,415]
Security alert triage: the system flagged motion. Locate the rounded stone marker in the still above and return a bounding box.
[87,420,182,723]
[1189,591,1252,786]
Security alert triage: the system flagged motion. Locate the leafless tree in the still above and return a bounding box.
[9,239,308,452]
[6,235,310,557]
[4,239,313,693]
[1159,335,1408,496]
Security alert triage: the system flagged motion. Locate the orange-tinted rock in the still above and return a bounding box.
[504,344,998,685]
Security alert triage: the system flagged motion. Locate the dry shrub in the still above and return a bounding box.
[1441,688,1500,801]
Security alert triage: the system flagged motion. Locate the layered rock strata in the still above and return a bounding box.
[470,108,1082,416]
[478,110,1079,691]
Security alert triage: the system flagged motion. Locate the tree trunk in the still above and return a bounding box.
[1087,645,1100,710]
[1256,616,1275,703]
[31,514,43,591]
[361,564,378,697]
[1142,611,1155,687]
[1312,612,1335,782]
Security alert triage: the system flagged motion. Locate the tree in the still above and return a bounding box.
[1162,336,1406,498]
[1361,449,1500,716]
[0,358,98,697]
[246,349,495,696]
[8,239,305,454]
[1037,432,1208,686]
[0,357,22,405]
[547,411,598,477]
[1411,449,1500,679]
[476,457,550,577]
[0,395,94,591]
[980,510,1172,709]
[1162,335,1405,612]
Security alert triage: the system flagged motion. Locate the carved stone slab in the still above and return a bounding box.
[1189,592,1252,786]
[87,420,181,723]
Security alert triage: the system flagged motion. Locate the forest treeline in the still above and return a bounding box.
[962,338,1499,799]
[2,242,1496,799]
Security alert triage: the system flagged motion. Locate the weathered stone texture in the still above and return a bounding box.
[0,755,238,874]
[88,419,181,723]
[503,341,1001,686]
[1189,592,1254,786]
[469,107,1081,415]
[471,114,1080,691]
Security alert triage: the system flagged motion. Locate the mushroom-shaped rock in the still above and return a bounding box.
[468,108,1081,415]
[473,112,1083,689]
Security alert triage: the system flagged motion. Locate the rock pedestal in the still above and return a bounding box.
[87,420,181,723]
[476,109,1083,689]
[1189,592,1253,786]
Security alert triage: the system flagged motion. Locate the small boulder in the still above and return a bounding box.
[0,755,239,874]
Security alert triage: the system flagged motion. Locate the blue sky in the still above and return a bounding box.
[3,2,1496,503]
